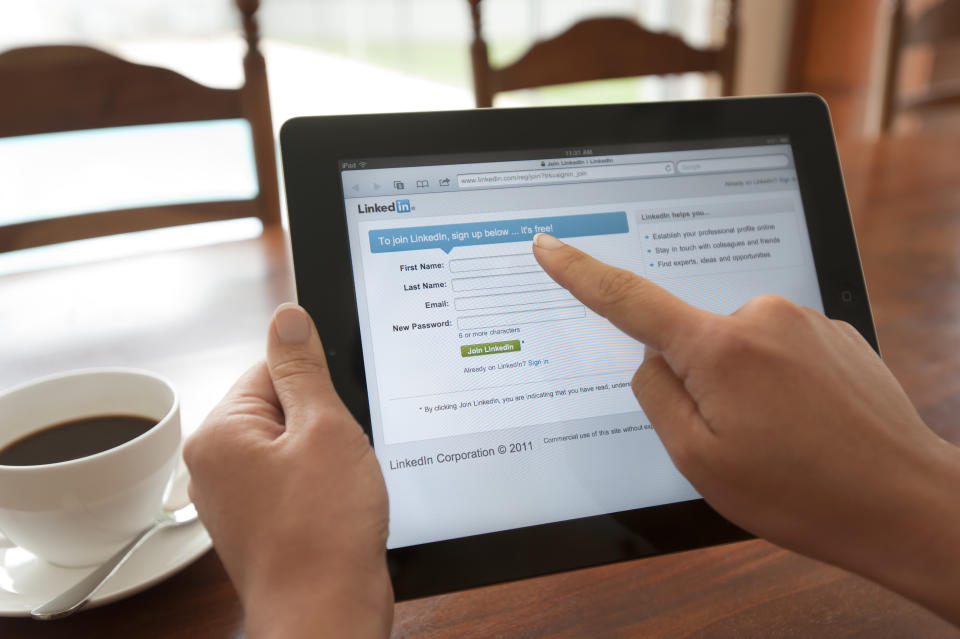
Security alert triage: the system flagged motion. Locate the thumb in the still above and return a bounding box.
[266,303,343,425]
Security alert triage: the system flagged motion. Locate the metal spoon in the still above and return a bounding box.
[30,503,200,620]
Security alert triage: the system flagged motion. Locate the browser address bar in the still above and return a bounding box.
[457,162,674,189]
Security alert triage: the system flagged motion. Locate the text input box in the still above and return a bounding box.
[449,253,538,274]
[676,154,789,174]
[457,305,586,330]
[457,162,674,188]
[454,288,577,311]
[451,270,554,292]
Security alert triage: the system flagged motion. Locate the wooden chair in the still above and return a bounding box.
[467,0,739,108]
[0,0,280,253]
[881,0,960,131]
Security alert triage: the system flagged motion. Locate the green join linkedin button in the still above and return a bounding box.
[460,340,521,357]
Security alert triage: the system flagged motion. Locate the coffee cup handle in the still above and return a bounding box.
[162,451,191,511]
[0,525,12,548]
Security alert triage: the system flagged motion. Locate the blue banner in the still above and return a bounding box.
[368,211,628,254]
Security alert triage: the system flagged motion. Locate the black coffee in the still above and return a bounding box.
[0,415,156,466]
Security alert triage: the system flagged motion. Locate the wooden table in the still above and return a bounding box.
[1,133,959,637]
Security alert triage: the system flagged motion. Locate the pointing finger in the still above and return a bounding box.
[532,234,709,359]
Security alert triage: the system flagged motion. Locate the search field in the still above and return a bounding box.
[457,162,674,189]
[676,154,789,174]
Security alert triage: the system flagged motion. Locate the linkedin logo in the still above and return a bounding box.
[357,199,413,214]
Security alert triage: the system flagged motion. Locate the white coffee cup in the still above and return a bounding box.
[0,368,180,567]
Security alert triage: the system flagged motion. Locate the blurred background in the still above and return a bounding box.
[1,0,727,113]
[1,0,956,271]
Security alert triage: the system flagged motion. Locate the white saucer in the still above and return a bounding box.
[0,520,211,617]
[0,460,212,617]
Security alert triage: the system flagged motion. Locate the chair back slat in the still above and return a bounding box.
[0,46,242,138]
[903,0,960,45]
[881,0,960,131]
[0,201,263,253]
[494,18,724,94]
[0,0,280,252]
[469,1,738,108]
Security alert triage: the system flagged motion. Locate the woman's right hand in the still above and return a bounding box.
[533,233,960,627]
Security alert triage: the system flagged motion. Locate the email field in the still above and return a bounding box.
[454,287,575,311]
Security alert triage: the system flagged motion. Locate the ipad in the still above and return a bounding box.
[280,96,877,600]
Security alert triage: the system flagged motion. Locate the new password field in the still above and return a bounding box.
[457,305,586,330]
[454,287,575,311]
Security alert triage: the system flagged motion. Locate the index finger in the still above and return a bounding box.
[532,233,709,357]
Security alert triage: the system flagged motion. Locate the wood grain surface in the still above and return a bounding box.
[1,133,958,637]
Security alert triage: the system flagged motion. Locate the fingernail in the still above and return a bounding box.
[274,303,311,344]
[534,233,565,249]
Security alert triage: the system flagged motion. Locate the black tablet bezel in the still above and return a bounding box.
[280,95,877,601]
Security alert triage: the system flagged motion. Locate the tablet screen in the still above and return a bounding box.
[337,137,821,549]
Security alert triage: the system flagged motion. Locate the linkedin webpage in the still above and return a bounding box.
[339,139,822,549]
